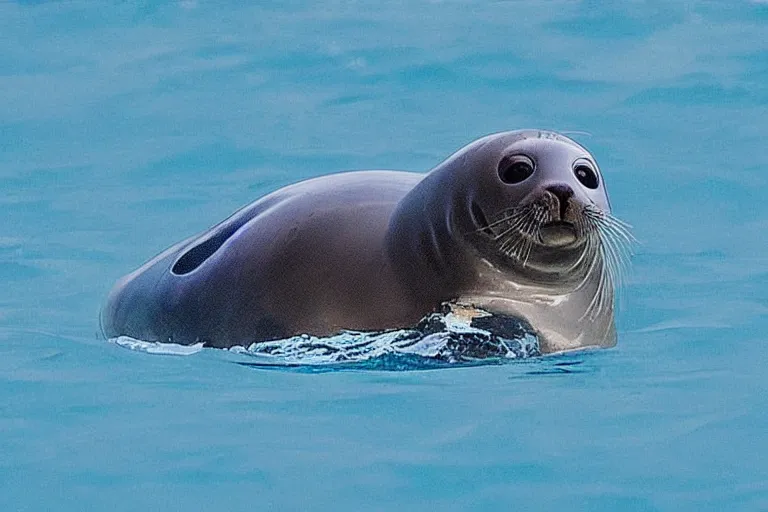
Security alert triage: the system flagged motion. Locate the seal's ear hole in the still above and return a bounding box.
[171,227,239,275]
[498,154,535,184]
[573,164,599,189]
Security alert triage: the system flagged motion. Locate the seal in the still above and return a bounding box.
[102,130,633,353]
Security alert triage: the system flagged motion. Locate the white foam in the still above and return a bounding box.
[110,336,205,356]
[107,309,539,366]
[238,311,539,365]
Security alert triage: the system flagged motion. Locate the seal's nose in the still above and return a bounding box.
[545,184,574,219]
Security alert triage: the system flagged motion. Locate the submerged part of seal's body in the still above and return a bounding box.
[102,130,633,353]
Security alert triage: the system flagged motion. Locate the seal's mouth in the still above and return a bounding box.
[539,221,577,247]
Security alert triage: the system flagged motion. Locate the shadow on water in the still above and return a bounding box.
[233,353,502,373]
[515,358,590,376]
[232,348,595,374]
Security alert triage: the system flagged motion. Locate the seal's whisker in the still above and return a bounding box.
[576,208,636,320]
[560,130,593,137]
[481,213,518,232]
[597,221,634,268]
[581,227,607,318]
[479,206,534,233]
[596,210,634,230]
[582,240,607,319]
[492,205,543,267]
[523,207,548,264]
[607,239,632,278]
[593,218,636,247]
[493,212,535,241]
[566,216,593,273]
[602,225,637,254]
[516,208,543,266]
[584,207,637,245]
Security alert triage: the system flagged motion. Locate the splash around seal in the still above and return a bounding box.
[102,130,633,354]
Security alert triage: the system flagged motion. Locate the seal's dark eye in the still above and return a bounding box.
[498,155,534,184]
[574,163,599,189]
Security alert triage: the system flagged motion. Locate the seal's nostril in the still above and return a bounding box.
[546,184,574,202]
[545,184,574,219]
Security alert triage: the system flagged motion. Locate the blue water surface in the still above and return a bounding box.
[2,1,768,510]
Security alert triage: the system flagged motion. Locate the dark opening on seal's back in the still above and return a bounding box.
[171,225,240,275]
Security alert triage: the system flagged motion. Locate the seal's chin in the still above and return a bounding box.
[539,221,577,247]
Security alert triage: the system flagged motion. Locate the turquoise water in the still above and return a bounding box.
[2,1,768,510]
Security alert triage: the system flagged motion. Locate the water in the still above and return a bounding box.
[2,1,768,510]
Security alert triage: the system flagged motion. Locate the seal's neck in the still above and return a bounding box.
[386,172,474,302]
